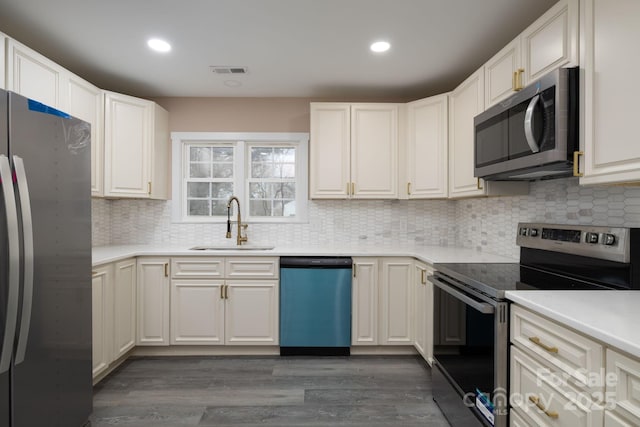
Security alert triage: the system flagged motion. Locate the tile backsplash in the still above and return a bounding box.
[93,177,640,260]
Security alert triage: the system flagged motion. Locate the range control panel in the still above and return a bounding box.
[516,223,630,263]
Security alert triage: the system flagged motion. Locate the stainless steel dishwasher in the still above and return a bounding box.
[279,257,352,356]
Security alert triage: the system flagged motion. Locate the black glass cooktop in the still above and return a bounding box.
[433,262,613,300]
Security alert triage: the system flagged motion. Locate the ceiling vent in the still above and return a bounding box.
[210,66,248,74]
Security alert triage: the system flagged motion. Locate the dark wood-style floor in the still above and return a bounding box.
[90,355,450,426]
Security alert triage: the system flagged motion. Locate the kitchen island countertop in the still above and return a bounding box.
[506,290,640,359]
[92,243,517,267]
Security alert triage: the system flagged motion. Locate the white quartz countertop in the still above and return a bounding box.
[92,244,517,266]
[506,291,640,358]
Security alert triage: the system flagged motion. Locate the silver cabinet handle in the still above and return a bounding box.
[0,155,20,373]
[524,94,541,153]
[428,275,495,314]
[13,156,34,364]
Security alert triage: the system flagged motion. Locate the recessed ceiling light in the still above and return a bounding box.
[370,41,391,53]
[147,38,171,53]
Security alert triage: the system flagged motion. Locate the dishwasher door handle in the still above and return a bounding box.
[428,275,495,314]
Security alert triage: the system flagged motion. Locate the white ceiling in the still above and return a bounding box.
[0,0,559,100]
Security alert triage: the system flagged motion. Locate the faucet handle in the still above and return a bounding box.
[241,224,248,229]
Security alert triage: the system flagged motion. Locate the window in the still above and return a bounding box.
[171,132,308,223]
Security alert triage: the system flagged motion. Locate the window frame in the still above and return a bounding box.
[171,132,309,224]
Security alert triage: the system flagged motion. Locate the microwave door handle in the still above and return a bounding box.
[524,94,541,153]
[428,275,495,314]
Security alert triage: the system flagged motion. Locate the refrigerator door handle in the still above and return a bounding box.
[13,156,34,364]
[0,155,20,374]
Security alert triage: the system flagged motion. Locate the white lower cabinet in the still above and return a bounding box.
[137,258,170,346]
[113,258,137,359]
[91,265,113,378]
[510,305,607,427]
[225,281,279,345]
[379,258,413,345]
[351,258,379,345]
[0,32,6,90]
[171,280,225,345]
[605,349,640,427]
[92,258,136,380]
[169,257,279,346]
[413,261,433,364]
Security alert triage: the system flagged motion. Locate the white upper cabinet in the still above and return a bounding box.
[404,94,448,199]
[448,68,486,198]
[521,0,579,85]
[6,38,66,109]
[310,102,398,199]
[0,33,6,90]
[104,91,170,199]
[65,74,104,196]
[351,104,398,198]
[483,0,579,109]
[484,38,522,109]
[579,0,640,185]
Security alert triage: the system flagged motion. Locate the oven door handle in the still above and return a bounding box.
[428,276,495,314]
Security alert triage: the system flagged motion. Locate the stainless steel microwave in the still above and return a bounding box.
[474,67,578,181]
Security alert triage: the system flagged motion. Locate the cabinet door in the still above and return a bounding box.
[351,104,398,198]
[104,91,152,198]
[137,258,170,345]
[149,104,171,200]
[351,258,379,346]
[484,38,522,108]
[309,103,351,198]
[406,95,448,199]
[413,262,434,364]
[379,258,413,345]
[170,280,225,345]
[225,281,279,345]
[604,410,640,427]
[113,258,136,358]
[0,33,6,90]
[91,265,113,378]
[580,0,640,185]
[6,39,66,109]
[448,68,485,198]
[521,0,579,84]
[65,75,104,196]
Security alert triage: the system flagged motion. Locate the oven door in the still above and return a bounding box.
[429,273,509,427]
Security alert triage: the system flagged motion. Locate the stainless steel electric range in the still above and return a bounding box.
[429,222,640,427]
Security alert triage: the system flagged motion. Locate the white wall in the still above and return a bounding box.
[93,177,640,260]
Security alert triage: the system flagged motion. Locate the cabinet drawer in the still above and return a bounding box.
[604,410,640,427]
[606,349,640,424]
[225,257,279,279]
[511,346,604,427]
[171,257,224,279]
[511,305,604,392]
[510,407,536,427]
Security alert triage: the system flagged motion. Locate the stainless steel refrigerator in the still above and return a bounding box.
[0,90,92,426]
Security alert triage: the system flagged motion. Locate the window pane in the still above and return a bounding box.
[249,183,295,199]
[190,147,211,162]
[212,147,234,161]
[211,183,233,199]
[274,163,295,178]
[187,182,210,198]
[188,200,210,216]
[251,147,272,163]
[274,147,295,162]
[190,163,211,178]
[249,200,271,216]
[212,163,234,178]
[251,162,273,178]
[211,200,227,216]
[283,200,296,216]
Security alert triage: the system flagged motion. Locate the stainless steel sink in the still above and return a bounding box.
[189,245,275,251]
